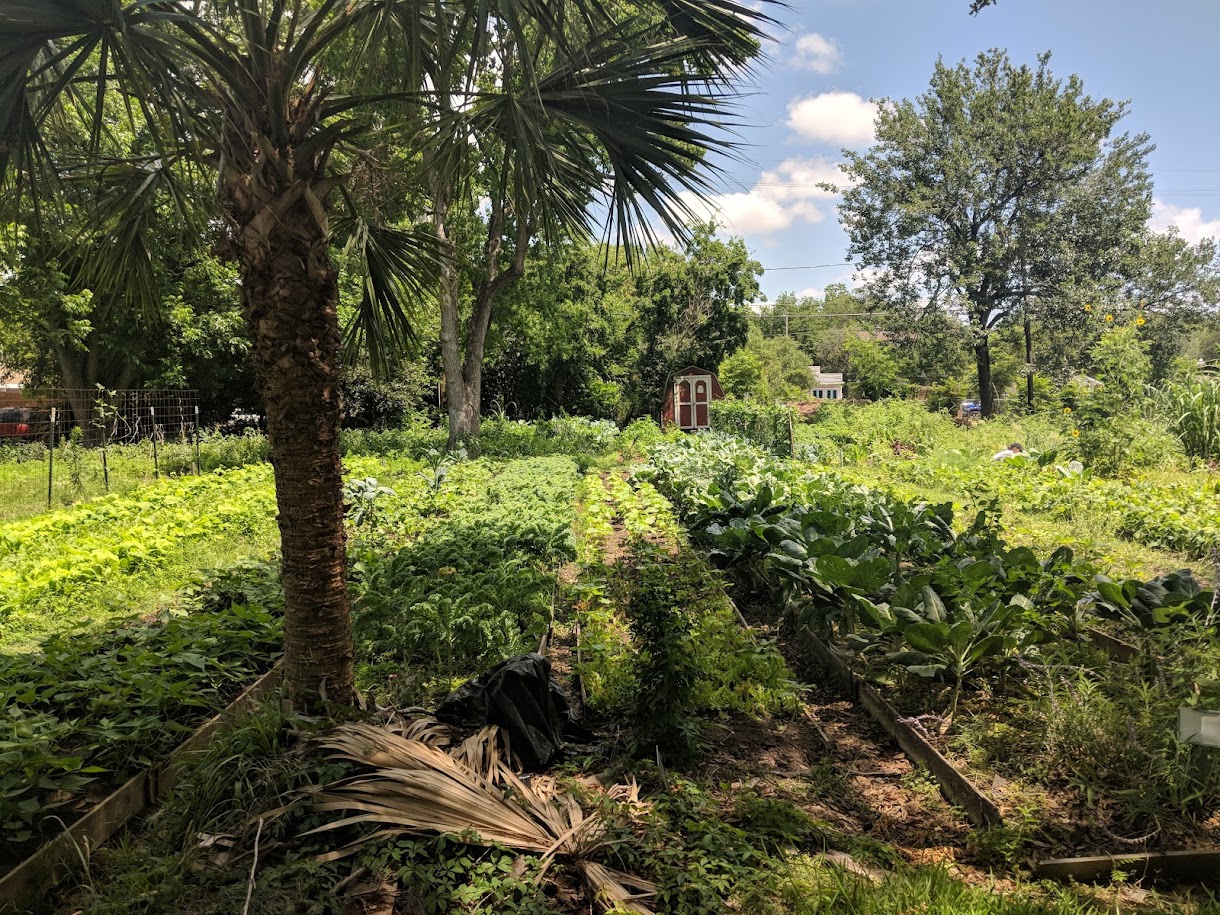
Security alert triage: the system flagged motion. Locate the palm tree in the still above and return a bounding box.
[0,0,773,706]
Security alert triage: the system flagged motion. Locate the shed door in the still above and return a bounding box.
[677,380,694,429]
[693,378,710,428]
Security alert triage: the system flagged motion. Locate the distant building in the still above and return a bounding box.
[810,365,845,401]
[0,364,25,408]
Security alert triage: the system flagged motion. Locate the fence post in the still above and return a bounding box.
[99,393,110,492]
[193,406,201,475]
[150,405,160,479]
[788,412,796,458]
[47,408,57,508]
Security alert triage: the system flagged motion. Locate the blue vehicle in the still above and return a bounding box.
[960,400,982,418]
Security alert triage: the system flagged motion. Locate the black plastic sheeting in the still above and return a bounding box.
[435,653,584,770]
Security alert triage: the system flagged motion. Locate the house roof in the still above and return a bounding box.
[814,371,844,386]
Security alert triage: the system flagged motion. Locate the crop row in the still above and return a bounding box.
[638,433,1220,833]
[571,469,794,756]
[349,455,582,707]
[878,456,1220,559]
[0,465,279,651]
[1,452,591,869]
[0,561,283,862]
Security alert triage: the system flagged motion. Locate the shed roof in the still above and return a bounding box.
[672,365,717,378]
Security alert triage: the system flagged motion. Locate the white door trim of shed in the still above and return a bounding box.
[675,373,712,431]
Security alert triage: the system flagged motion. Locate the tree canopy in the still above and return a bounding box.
[838,49,1154,416]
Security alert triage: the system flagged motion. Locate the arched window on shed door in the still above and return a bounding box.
[694,378,710,429]
[677,379,694,429]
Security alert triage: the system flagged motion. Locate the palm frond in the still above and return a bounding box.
[454,24,745,259]
[0,0,218,203]
[300,720,656,913]
[61,154,199,319]
[642,0,780,71]
[337,214,443,374]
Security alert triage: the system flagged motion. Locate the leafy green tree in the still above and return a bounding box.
[720,324,813,400]
[882,308,971,387]
[839,50,1154,417]
[755,332,816,399]
[481,240,639,420]
[718,346,764,398]
[1,0,774,705]
[0,228,253,429]
[843,336,901,400]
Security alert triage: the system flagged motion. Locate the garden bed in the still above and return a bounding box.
[0,662,283,910]
[640,433,1220,865]
[0,557,285,878]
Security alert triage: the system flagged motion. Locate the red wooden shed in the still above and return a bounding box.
[660,365,724,432]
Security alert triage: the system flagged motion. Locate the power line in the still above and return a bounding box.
[764,262,852,271]
[749,312,880,318]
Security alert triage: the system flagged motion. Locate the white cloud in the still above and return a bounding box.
[674,156,850,238]
[796,287,825,300]
[1149,198,1220,244]
[786,92,877,147]
[677,190,794,235]
[793,33,843,74]
[756,156,848,202]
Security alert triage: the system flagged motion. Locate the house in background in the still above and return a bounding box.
[0,363,25,409]
[661,365,724,432]
[810,365,845,401]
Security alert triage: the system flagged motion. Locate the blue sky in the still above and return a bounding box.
[684,0,1220,303]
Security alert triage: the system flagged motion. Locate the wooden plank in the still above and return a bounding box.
[798,625,857,699]
[0,661,283,912]
[855,681,1003,828]
[0,772,148,910]
[798,626,1003,828]
[1034,848,1220,885]
[1086,628,1140,662]
[151,663,283,800]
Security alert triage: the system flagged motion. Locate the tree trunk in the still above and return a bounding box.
[433,201,477,448]
[240,203,353,708]
[54,345,94,443]
[1024,313,1034,411]
[434,190,527,448]
[974,336,996,417]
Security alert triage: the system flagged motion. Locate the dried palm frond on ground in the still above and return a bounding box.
[301,720,656,913]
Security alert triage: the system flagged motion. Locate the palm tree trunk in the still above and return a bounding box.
[240,206,353,707]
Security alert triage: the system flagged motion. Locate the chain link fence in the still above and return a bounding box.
[0,389,203,521]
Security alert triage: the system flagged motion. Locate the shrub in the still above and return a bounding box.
[802,400,960,456]
[709,398,794,455]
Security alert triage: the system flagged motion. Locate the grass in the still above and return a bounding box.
[0,433,271,523]
[774,858,1158,915]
